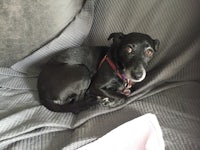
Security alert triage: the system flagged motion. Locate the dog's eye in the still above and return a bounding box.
[124,44,135,54]
[124,46,132,54]
[144,48,154,57]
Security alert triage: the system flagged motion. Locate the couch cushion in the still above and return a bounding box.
[0,0,83,66]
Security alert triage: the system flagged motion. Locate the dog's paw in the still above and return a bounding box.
[101,97,111,106]
[97,96,111,106]
[97,96,126,107]
[53,99,66,105]
[108,99,126,107]
[101,98,126,107]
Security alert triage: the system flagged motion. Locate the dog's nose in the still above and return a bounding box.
[133,72,143,79]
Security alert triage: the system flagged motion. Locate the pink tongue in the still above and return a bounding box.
[123,89,131,96]
[127,79,134,88]
[121,79,134,96]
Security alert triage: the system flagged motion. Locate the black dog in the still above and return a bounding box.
[37,32,159,113]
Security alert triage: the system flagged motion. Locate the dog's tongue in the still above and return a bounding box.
[127,79,134,88]
[122,89,131,96]
[121,79,134,96]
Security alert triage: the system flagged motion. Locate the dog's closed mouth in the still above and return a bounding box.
[124,65,146,83]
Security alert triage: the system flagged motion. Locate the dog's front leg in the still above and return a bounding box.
[89,79,127,107]
[98,88,127,107]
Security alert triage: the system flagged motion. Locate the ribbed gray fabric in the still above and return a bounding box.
[0,0,200,150]
[11,0,94,75]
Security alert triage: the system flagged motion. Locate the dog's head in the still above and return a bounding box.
[108,32,159,82]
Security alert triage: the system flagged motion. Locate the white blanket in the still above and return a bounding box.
[77,114,165,150]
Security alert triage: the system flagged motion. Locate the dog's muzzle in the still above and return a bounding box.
[124,64,146,83]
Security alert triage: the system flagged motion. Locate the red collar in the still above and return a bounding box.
[98,55,134,96]
[98,55,125,80]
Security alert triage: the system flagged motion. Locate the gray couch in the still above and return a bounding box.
[0,0,200,149]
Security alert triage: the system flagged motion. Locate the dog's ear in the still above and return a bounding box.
[154,39,160,51]
[108,33,124,63]
[108,32,124,44]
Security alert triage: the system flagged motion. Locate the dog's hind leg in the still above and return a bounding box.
[38,63,92,112]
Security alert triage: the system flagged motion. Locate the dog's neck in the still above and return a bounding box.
[108,47,124,71]
[98,49,134,96]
